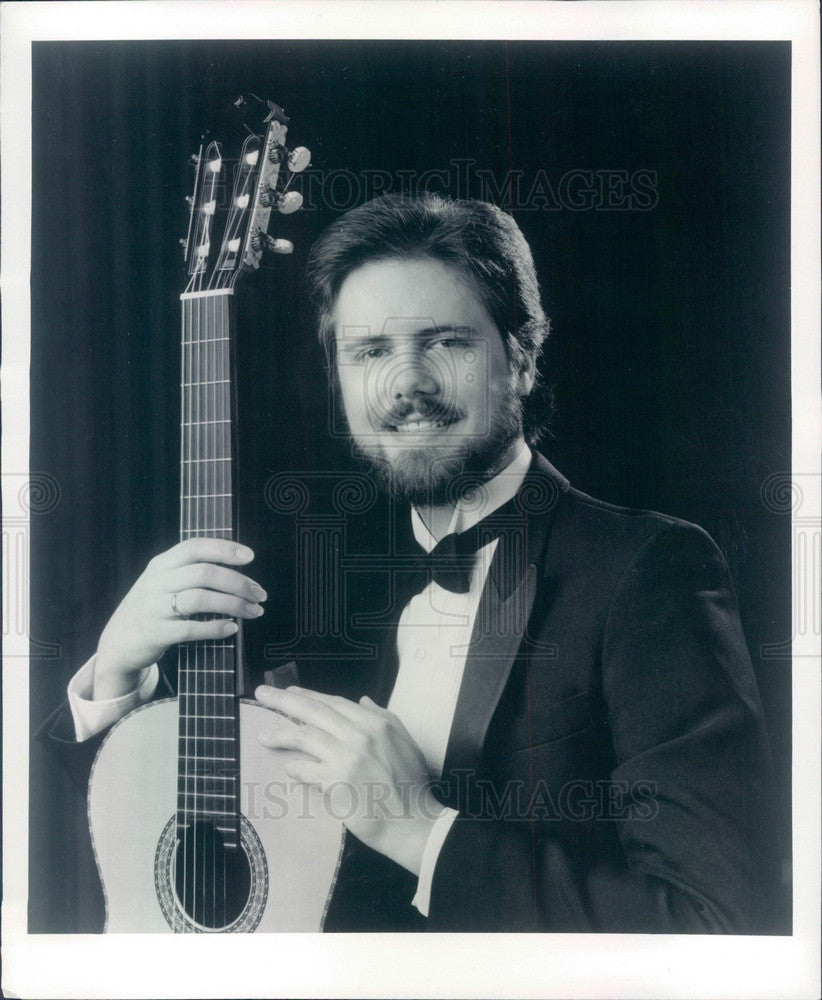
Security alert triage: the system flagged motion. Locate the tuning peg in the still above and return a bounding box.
[277,191,303,215]
[265,236,294,255]
[287,146,311,173]
[190,153,200,165]
[260,187,303,212]
[259,188,274,209]
[250,231,294,256]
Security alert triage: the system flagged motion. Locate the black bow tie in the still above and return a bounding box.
[406,496,523,595]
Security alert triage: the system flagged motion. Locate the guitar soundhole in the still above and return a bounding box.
[173,820,251,929]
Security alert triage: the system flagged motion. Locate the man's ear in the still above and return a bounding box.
[515,352,536,398]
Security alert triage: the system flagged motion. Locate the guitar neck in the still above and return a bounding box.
[170,99,307,856]
[177,287,241,848]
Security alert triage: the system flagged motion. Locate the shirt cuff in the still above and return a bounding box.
[68,655,159,741]
[411,806,459,918]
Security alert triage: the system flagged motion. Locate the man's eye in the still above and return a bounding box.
[355,347,388,362]
[428,337,468,351]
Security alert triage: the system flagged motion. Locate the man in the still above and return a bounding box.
[46,193,779,932]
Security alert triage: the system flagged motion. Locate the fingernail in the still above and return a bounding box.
[249,603,264,617]
[251,583,267,600]
[223,621,239,635]
[235,545,254,560]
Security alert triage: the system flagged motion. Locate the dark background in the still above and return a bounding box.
[28,40,792,932]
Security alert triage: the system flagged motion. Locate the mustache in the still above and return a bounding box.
[375,399,462,427]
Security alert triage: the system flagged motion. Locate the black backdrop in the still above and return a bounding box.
[29,40,792,932]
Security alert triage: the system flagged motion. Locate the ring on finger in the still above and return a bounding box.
[170,592,189,620]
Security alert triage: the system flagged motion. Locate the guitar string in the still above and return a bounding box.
[214,296,220,924]
[208,143,257,294]
[178,293,185,934]
[212,291,218,928]
[206,292,211,926]
[192,277,205,929]
[199,292,205,929]
[195,290,204,929]
[185,289,194,932]
[192,287,199,931]
[194,157,216,930]
[180,290,191,933]
[216,292,222,930]
[191,289,199,931]
[223,292,230,930]
[221,291,229,930]
[204,151,259,926]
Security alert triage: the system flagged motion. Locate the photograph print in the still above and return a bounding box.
[27,37,792,937]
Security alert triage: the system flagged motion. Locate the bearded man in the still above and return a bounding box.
[47,194,780,932]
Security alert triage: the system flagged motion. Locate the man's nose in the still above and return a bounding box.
[389,351,438,400]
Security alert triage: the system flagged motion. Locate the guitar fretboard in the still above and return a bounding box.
[177,288,240,848]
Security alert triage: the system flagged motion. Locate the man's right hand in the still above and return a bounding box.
[92,538,266,701]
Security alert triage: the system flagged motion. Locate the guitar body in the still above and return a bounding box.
[88,698,345,932]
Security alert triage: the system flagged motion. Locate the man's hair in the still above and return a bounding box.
[305,193,552,445]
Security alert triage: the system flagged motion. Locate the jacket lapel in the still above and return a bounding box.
[441,453,569,781]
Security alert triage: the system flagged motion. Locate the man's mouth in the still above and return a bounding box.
[385,414,460,433]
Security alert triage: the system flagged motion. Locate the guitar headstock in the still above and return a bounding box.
[181,98,310,293]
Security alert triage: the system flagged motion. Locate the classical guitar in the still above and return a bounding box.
[87,99,344,932]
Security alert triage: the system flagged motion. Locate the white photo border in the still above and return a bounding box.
[2,2,819,998]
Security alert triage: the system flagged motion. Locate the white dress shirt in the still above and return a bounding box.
[68,439,533,918]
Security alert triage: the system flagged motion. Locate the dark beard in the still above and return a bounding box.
[350,391,523,506]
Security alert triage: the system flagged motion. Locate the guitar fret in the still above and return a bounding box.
[178,700,233,707]
[178,697,235,702]
[180,755,236,761]
[178,692,234,698]
[179,735,236,742]
[181,492,232,497]
[178,702,235,707]
[182,336,230,344]
[179,658,235,663]
[184,378,231,387]
[182,457,230,463]
[179,791,235,800]
[178,809,234,819]
[179,774,237,782]
[179,773,237,780]
[179,713,234,720]
[181,525,233,538]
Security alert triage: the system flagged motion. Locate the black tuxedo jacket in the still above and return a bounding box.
[43,453,781,933]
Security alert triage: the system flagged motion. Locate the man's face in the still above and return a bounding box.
[333,257,531,505]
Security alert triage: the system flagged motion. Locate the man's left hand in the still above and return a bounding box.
[255,685,445,876]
